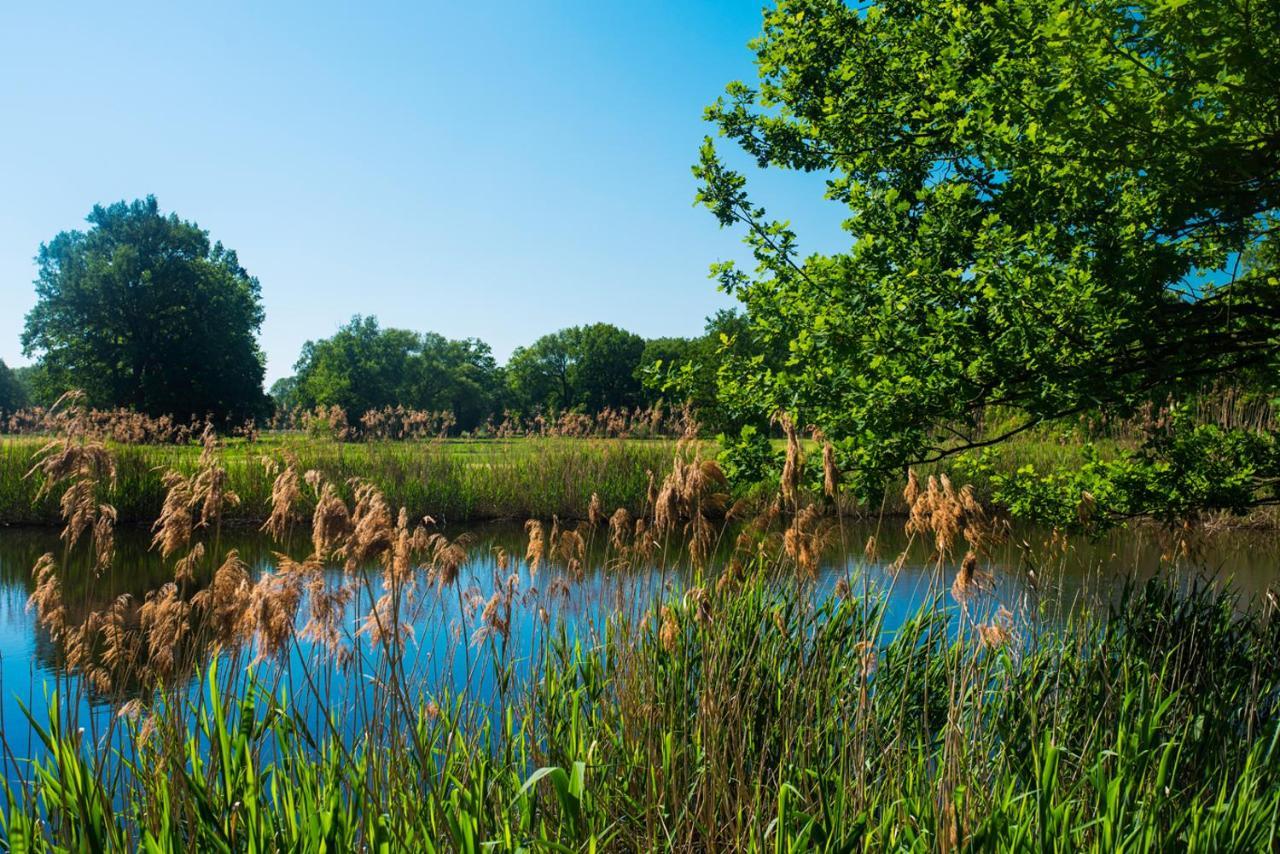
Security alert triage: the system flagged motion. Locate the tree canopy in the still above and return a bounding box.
[292,316,502,430]
[0,360,27,413]
[505,323,647,414]
[21,197,269,423]
[697,0,1280,521]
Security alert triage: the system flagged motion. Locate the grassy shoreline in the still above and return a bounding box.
[0,435,688,526]
[4,432,1278,531]
[5,424,1279,849]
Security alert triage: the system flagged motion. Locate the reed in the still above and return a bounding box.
[2,412,1278,851]
[0,435,689,526]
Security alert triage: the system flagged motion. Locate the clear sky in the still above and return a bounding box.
[0,1,846,383]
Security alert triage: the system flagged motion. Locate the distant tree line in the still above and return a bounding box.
[10,197,769,435]
[275,311,765,434]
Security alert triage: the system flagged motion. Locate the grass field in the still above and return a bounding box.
[0,434,690,526]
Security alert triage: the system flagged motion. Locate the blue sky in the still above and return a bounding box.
[0,1,846,383]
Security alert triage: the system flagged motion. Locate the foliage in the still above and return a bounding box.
[0,360,27,413]
[267,375,301,412]
[716,424,781,489]
[506,323,646,414]
[4,410,1279,849]
[696,0,1280,516]
[292,315,502,430]
[959,412,1280,532]
[21,197,269,423]
[646,309,777,434]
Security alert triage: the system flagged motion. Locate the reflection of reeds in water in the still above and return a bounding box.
[8,401,1280,851]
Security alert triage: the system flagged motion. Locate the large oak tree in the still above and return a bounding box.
[22,197,268,422]
[698,0,1280,524]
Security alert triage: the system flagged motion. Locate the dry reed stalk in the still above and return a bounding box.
[608,507,632,552]
[191,550,253,648]
[822,440,840,500]
[312,481,352,559]
[783,504,833,578]
[263,458,303,541]
[524,520,545,580]
[587,492,605,528]
[777,413,803,508]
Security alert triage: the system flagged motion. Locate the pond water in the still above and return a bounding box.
[0,519,1276,783]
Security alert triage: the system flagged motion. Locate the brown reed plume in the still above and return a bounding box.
[783,504,833,578]
[904,470,1004,559]
[777,412,804,508]
[262,455,303,541]
[27,392,118,572]
[524,519,546,580]
[608,507,632,552]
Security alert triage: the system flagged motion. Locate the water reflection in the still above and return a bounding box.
[0,517,1276,778]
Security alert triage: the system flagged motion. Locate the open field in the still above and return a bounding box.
[0,435,690,526]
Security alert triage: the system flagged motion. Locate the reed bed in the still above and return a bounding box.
[0,435,688,526]
[2,399,1279,851]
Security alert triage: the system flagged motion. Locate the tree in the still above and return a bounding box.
[641,310,777,433]
[0,360,28,413]
[506,324,646,413]
[22,197,268,423]
[292,317,502,430]
[697,0,1280,521]
[506,332,574,413]
[571,323,646,411]
[268,376,301,412]
[293,316,418,417]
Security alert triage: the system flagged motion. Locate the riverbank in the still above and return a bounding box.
[4,433,1277,531]
[0,435,685,526]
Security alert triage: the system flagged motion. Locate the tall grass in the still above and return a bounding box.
[0,436,687,525]
[6,571,1279,850]
[2,403,1278,850]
